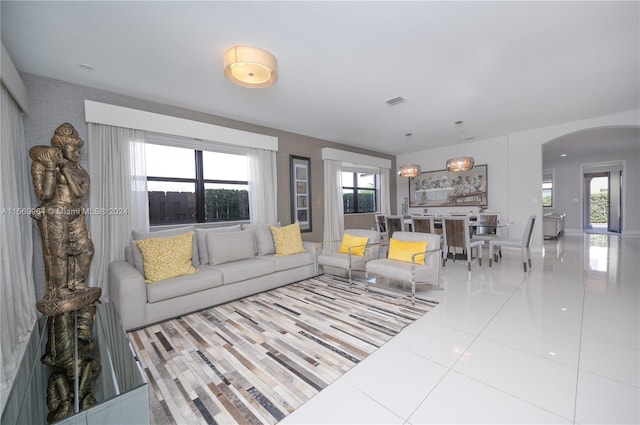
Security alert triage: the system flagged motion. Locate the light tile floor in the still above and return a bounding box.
[282,233,639,424]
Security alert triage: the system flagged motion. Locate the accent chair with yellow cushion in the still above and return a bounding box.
[317,228,381,285]
[365,231,442,304]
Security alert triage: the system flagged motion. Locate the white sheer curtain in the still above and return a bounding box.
[247,147,277,224]
[379,167,391,215]
[1,84,37,396]
[88,124,148,296]
[323,159,344,243]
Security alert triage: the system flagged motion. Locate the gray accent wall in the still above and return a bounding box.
[20,73,395,301]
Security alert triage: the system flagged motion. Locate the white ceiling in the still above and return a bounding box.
[1,1,639,155]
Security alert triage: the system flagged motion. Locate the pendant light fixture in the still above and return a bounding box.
[397,132,421,178]
[397,163,421,178]
[445,120,474,172]
[223,45,278,88]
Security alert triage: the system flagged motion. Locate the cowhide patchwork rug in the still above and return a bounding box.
[129,275,437,424]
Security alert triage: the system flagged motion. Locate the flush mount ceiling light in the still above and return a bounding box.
[223,45,278,88]
[445,120,475,172]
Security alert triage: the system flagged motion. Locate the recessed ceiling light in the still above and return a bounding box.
[561,154,568,157]
[79,63,94,71]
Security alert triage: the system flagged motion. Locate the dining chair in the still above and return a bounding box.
[471,212,500,243]
[384,215,404,239]
[410,215,435,234]
[489,215,536,272]
[441,215,484,271]
[317,228,381,285]
[374,213,388,242]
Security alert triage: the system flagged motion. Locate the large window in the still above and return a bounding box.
[146,144,249,225]
[542,169,554,207]
[342,171,377,213]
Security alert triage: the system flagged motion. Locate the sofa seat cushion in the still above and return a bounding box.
[214,259,276,284]
[146,266,224,303]
[262,251,315,272]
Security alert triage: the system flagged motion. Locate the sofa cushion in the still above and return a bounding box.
[214,258,276,284]
[242,223,279,255]
[136,231,197,283]
[195,225,242,265]
[132,226,197,272]
[261,251,315,272]
[270,222,305,256]
[146,266,224,303]
[206,230,255,266]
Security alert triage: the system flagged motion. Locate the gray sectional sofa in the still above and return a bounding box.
[109,223,317,331]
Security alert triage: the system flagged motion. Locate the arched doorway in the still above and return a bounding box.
[541,126,638,235]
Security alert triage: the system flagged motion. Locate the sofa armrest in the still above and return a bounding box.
[303,241,319,276]
[109,260,147,331]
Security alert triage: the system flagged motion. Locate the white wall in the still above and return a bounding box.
[546,153,639,234]
[396,109,640,248]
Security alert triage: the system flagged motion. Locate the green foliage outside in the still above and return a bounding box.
[343,191,375,213]
[590,191,608,223]
[205,188,249,221]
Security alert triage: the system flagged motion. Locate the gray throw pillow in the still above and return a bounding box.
[206,230,255,265]
[242,223,279,256]
[195,225,242,265]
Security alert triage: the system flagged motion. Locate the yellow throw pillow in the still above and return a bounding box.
[136,231,197,283]
[270,222,306,256]
[339,234,369,256]
[387,238,428,265]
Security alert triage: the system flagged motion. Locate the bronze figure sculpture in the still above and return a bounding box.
[30,123,102,423]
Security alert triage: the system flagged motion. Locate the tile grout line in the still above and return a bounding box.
[404,270,531,423]
[572,248,588,425]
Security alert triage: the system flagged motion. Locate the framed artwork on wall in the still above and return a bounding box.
[409,164,488,207]
[290,155,312,232]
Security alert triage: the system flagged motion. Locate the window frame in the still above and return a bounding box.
[146,147,249,225]
[341,170,378,214]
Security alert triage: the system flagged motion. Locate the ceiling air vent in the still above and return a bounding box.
[385,96,406,106]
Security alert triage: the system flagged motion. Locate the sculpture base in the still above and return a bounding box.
[36,287,102,316]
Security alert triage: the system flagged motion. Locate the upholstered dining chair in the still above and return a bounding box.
[317,228,381,285]
[374,213,387,241]
[471,212,500,243]
[365,231,441,305]
[410,215,435,234]
[442,215,484,271]
[384,215,404,239]
[489,215,536,272]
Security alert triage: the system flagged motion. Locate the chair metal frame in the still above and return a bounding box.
[317,229,381,285]
[365,231,442,305]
